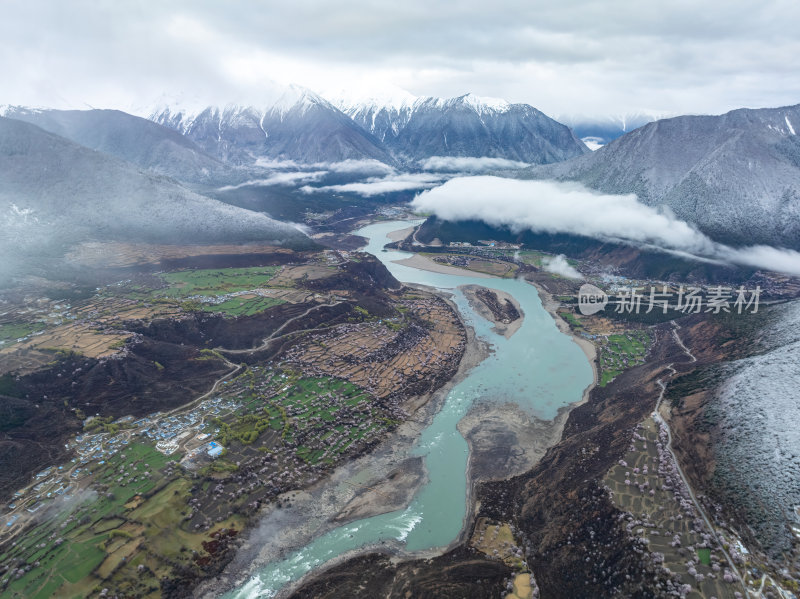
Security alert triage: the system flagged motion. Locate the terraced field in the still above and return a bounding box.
[283,292,465,398]
[605,418,740,599]
[470,519,534,599]
[0,443,193,599]
[0,265,320,375]
[213,370,393,466]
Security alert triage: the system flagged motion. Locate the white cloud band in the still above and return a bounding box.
[410,176,800,276]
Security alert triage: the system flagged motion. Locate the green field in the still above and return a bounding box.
[92,266,289,318]
[158,266,280,298]
[0,369,392,597]
[0,321,46,345]
[561,311,584,330]
[598,331,651,386]
[490,249,545,267]
[0,443,180,598]
[201,295,285,316]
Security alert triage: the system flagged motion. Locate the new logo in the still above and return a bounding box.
[578,284,608,315]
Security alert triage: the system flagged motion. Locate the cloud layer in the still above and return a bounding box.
[2,1,800,117]
[217,171,327,191]
[302,173,445,196]
[420,156,529,172]
[412,177,715,253]
[410,176,800,275]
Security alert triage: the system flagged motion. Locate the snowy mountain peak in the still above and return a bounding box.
[142,81,334,126]
[458,93,511,113]
[324,85,417,113]
[323,87,519,121]
[415,93,513,114]
[554,110,674,145]
[146,84,393,165]
[266,84,332,116]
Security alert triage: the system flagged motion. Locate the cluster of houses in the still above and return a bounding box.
[0,298,76,347]
[2,466,76,529]
[1,394,245,533]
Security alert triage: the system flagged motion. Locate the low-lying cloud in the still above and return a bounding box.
[302,172,444,196]
[253,157,395,176]
[218,170,327,191]
[420,156,529,172]
[542,254,582,279]
[320,159,395,175]
[581,137,604,151]
[411,176,800,276]
[412,177,714,253]
[719,245,800,276]
[253,157,301,169]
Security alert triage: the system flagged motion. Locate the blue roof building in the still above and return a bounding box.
[207,441,224,458]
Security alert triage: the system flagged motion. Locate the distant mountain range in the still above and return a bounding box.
[333,92,588,164]
[145,85,588,167]
[149,86,394,166]
[524,104,800,248]
[4,83,800,257]
[554,111,668,148]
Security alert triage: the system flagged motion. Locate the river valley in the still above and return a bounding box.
[221,220,593,598]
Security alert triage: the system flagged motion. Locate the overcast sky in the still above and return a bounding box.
[2,0,799,118]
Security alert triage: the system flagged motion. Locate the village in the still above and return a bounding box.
[0,245,476,597]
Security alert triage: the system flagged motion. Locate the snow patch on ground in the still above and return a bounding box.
[786,115,796,135]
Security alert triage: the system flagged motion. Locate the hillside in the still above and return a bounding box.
[0,117,313,282]
[523,104,800,248]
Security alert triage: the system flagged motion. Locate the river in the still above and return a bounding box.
[223,220,592,598]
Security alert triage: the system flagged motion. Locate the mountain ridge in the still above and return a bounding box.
[145,84,588,167]
[148,86,394,166]
[332,92,589,165]
[1,106,232,184]
[521,103,800,248]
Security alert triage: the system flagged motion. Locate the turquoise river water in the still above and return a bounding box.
[224,220,592,597]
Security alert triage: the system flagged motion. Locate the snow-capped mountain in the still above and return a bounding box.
[149,85,392,165]
[330,91,589,165]
[326,86,418,145]
[525,104,800,248]
[145,82,586,167]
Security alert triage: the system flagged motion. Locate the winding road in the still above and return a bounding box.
[653,321,750,596]
[218,300,344,355]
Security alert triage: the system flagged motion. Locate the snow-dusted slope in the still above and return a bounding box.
[149,85,392,165]
[706,300,800,555]
[1,106,229,184]
[0,117,312,281]
[327,86,418,145]
[329,90,588,165]
[524,104,800,248]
